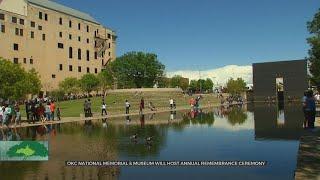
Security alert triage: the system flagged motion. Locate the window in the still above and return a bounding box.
[42,34,45,41]
[1,25,5,33]
[13,58,18,64]
[69,47,73,58]
[78,66,81,72]
[38,25,42,30]
[58,43,64,49]
[78,36,81,42]
[13,43,18,51]
[78,49,81,60]
[12,17,17,23]
[86,38,89,43]
[87,67,90,73]
[30,31,34,38]
[86,50,90,61]
[78,23,81,30]
[52,74,56,79]
[108,43,111,48]
[19,19,24,25]
[59,18,62,25]
[59,64,63,70]
[30,58,33,64]
[69,34,72,40]
[19,29,23,36]
[95,68,98,74]
[94,52,97,59]
[31,21,35,27]
[23,58,27,64]
[108,33,111,39]
[109,52,111,56]
[39,12,42,19]
[44,14,48,21]
[15,28,19,35]
[86,25,89,32]
[69,20,72,28]
[69,65,73,71]
[59,32,62,38]
[0,13,4,20]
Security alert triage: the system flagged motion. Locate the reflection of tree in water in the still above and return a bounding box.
[170,111,215,131]
[226,107,248,126]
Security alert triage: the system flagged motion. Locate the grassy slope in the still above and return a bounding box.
[20,92,219,117]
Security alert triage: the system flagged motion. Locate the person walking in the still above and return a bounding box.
[44,102,51,122]
[125,100,130,114]
[101,102,107,116]
[139,98,144,114]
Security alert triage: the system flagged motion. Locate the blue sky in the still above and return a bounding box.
[56,0,319,71]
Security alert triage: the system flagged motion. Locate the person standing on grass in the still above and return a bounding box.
[14,103,21,126]
[139,98,144,114]
[169,98,174,109]
[101,102,107,116]
[56,106,61,121]
[88,99,92,116]
[125,100,130,114]
[44,102,51,122]
[50,101,56,121]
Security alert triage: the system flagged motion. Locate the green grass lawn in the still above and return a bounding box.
[20,92,219,117]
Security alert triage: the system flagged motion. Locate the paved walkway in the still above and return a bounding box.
[295,118,320,180]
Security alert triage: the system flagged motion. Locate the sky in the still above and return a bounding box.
[55,0,320,71]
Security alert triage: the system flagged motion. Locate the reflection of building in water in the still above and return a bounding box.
[0,124,120,180]
[254,103,303,140]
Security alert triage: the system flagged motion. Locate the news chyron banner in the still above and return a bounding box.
[0,141,49,161]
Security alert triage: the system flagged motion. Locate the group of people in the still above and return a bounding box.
[302,90,317,129]
[25,99,60,124]
[0,102,21,126]
[189,96,202,110]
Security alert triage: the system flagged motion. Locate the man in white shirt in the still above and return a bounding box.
[125,100,130,114]
[169,98,174,109]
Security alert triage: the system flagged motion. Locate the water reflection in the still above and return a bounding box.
[254,103,303,140]
[0,104,304,180]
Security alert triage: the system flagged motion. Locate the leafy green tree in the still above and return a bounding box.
[58,77,80,94]
[98,70,114,96]
[0,58,41,100]
[226,78,247,95]
[49,89,65,101]
[170,75,189,90]
[80,74,100,94]
[203,78,214,92]
[189,80,198,92]
[111,52,165,88]
[307,9,320,87]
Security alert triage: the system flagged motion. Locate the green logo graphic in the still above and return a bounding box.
[0,141,48,161]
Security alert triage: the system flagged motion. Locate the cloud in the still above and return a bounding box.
[166,65,253,86]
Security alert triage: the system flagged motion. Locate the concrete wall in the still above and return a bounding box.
[0,0,27,16]
[253,60,308,102]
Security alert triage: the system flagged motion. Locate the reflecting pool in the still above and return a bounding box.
[0,103,304,180]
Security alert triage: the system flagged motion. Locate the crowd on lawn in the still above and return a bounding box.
[0,96,61,128]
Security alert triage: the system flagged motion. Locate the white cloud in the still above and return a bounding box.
[166,65,253,86]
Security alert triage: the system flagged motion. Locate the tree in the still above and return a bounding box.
[0,58,41,100]
[170,75,189,90]
[189,80,198,92]
[98,70,114,96]
[49,89,65,101]
[307,9,320,87]
[226,78,247,95]
[202,78,214,92]
[58,77,80,95]
[111,52,165,88]
[80,74,99,94]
